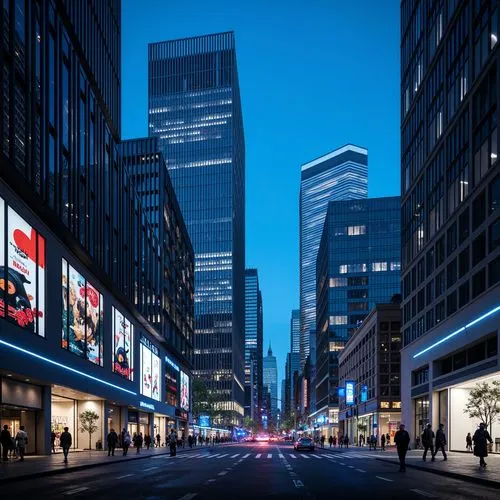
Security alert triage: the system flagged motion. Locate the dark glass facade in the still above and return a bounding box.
[316,197,401,412]
[401,0,500,346]
[244,269,263,419]
[148,32,246,421]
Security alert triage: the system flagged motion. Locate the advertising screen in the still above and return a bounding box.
[345,381,355,405]
[180,371,190,411]
[0,198,45,336]
[112,306,134,380]
[61,259,104,365]
[361,385,368,403]
[165,365,178,407]
[199,415,210,428]
[140,336,161,401]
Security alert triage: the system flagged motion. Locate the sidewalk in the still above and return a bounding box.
[0,443,234,484]
[366,447,500,489]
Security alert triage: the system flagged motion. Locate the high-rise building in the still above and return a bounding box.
[0,0,195,454]
[148,32,246,423]
[315,196,401,435]
[300,145,368,370]
[263,344,278,424]
[286,352,301,416]
[244,269,263,420]
[290,309,300,354]
[400,1,500,449]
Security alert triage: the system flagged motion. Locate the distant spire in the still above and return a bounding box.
[268,343,272,356]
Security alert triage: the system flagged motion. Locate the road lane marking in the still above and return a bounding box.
[243,453,250,458]
[207,479,216,483]
[279,454,284,458]
[355,468,366,473]
[300,454,310,459]
[293,480,304,488]
[116,474,134,479]
[289,454,297,459]
[339,462,346,465]
[177,495,198,500]
[217,471,228,476]
[62,487,89,495]
[255,453,262,458]
[376,476,393,482]
[143,466,159,472]
[267,454,272,458]
[217,454,228,458]
[231,454,240,458]
[311,454,322,459]
[208,454,220,459]
[348,465,354,468]
[410,490,437,498]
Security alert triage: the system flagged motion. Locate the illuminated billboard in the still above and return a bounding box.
[345,381,355,405]
[140,335,161,401]
[0,198,45,335]
[112,306,134,380]
[180,370,190,411]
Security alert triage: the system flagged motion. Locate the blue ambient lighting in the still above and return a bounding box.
[413,305,500,359]
[0,339,137,396]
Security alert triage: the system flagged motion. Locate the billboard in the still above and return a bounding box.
[199,415,210,428]
[0,198,45,335]
[361,385,368,403]
[180,371,190,411]
[140,335,161,402]
[61,259,104,365]
[112,306,134,380]
[345,381,355,405]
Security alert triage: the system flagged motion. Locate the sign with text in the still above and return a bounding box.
[345,381,355,405]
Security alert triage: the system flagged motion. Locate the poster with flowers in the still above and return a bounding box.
[112,306,134,380]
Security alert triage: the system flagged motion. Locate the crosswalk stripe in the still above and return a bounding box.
[267,454,272,459]
[231,454,239,458]
[217,454,228,458]
[311,454,322,459]
[255,453,262,458]
[300,454,310,459]
[208,454,220,459]
[279,454,284,459]
[289,454,297,459]
[243,453,250,458]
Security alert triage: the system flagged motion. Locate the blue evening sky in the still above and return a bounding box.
[121,0,401,402]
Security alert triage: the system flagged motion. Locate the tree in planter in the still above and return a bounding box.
[79,409,99,451]
[464,380,500,438]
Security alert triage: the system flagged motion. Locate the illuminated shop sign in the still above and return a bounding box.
[345,381,355,405]
[139,401,155,411]
[61,259,103,366]
[140,334,161,402]
[338,387,346,397]
[361,385,368,403]
[199,415,210,428]
[112,306,134,381]
[0,198,45,335]
[180,370,190,411]
[165,355,179,372]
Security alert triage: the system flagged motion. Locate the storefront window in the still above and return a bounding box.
[0,198,45,335]
[61,259,104,365]
[414,397,430,437]
[112,306,134,380]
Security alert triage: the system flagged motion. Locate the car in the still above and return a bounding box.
[294,437,314,451]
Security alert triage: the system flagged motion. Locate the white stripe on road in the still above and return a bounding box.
[255,453,262,458]
[376,476,393,482]
[289,454,297,459]
[279,454,284,459]
[62,487,89,496]
[267,454,272,459]
[348,465,354,468]
[231,454,240,458]
[208,454,220,459]
[243,453,250,458]
[410,490,437,498]
[177,495,197,500]
[217,454,228,458]
[143,466,158,472]
[355,468,366,473]
[116,474,134,479]
[300,454,310,459]
[339,462,346,466]
[217,471,228,476]
[311,454,322,459]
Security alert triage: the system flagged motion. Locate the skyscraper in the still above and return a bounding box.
[400,1,500,449]
[244,269,263,420]
[290,309,300,354]
[300,145,368,370]
[263,344,278,425]
[315,196,401,435]
[148,32,246,422]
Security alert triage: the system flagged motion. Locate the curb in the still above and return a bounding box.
[0,443,237,485]
[375,458,500,490]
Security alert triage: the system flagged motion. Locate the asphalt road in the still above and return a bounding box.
[2,443,499,499]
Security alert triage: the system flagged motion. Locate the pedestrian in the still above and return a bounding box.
[321,435,325,449]
[332,436,336,448]
[339,435,343,449]
[107,428,118,456]
[156,433,161,447]
[344,435,349,449]
[381,433,386,451]
[433,424,447,461]
[169,430,177,456]
[329,435,333,448]
[466,432,473,452]
[473,423,493,468]
[51,431,56,453]
[134,432,143,453]
[415,435,421,449]
[15,426,28,462]
[1,424,11,462]
[60,426,72,463]
[421,424,435,462]
[122,430,131,456]
[144,434,152,450]
[394,424,410,472]
[386,433,390,447]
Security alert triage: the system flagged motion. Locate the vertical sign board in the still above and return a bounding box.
[345,381,355,405]
[361,385,368,403]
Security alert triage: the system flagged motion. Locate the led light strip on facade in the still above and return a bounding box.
[413,305,500,359]
[0,339,137,396]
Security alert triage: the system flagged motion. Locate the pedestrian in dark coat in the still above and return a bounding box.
[134,432,143,453]
[433,424,447,461]
[59,427,72,463]
[473,423,493,468]
[381,433,386,451]
[51,431,56,453]
[144,434,152,450]
[466,432,473,452]
[1,425,11,462]
[394,424,410,472]
[328,436,334,448]
[107,428,118,456]
[421,424,434,462]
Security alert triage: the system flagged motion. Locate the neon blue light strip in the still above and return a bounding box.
[0,339,137,396]
[413,305,500,359]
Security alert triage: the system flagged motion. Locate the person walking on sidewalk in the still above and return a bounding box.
[156,433,161,447]
[107,428,118,456]
[422,424,435,462]
[51,431,56,454]
[1,425,11,462]
[329,435,333,448]
[60,427,72,463]
[466,432,473,452]
[134,432,143,453]
[144,434,152,450]
[381,433,386,451]
[433,424,447,461]
[395,424,410,472]
[122,431,131,456]
[473,423,493,468]
[320,435,325,448]
[15,426,28,462]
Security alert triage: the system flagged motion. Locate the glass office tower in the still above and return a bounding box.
[148,32,245,422]
[316,196,401,427]
[300,145,368,370]
[244,269,263,419]
[290,309,300,354]
[263,344,278,424]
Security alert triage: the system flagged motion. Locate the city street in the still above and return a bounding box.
[2,443,499,499]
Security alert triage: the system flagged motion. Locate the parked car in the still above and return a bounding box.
[294,437,314,451]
